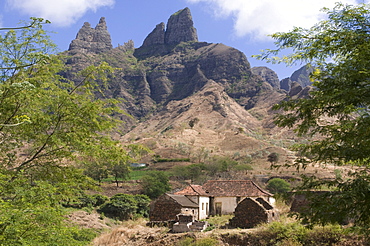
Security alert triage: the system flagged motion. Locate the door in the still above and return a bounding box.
[215,202,222,215]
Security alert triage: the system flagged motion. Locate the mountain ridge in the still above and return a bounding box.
[61,8,314,168]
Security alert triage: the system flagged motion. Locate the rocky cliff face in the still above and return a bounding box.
[251,66,280,89]
[289,64,314,88]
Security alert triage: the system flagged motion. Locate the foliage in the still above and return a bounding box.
[128,169,148,180]
[98,193,137,220]
[84,144,150,185]
[98,193,150,220]
[266,178,291,194]
[77,194,109,208]
[267,152,279,164]
[0,18,129,244]
[140,171,171,199]
[134,194,152,218]
[188,117,200,128]
[177,237,220,246]
[171,163,206,181]
[109,160,130,187]
[256,2,370,233]
[154,157,191,162]
[205,156,238,176]
[83,162,109,185]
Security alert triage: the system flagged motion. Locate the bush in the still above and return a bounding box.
[98,193,150,220]
[92,194,109,207]
[78,194,97,208]
[266,178,291,194]
[133,194,151,218]
[205,156,238,175]
[177,237,220,246]
[171,163,206,181]
[99,194,137,220]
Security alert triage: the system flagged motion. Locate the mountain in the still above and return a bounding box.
[61,8,316,169]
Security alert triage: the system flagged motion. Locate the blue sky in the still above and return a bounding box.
[0,0,366,79]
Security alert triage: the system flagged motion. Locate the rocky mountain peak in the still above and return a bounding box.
[165,7,198,44]
[142,22,165,47]
[251,66,280,89]
[140,7,198,48]
[68,17,113,54]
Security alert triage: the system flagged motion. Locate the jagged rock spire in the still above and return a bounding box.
[68,17,112,54]
[140,7,198,48]
[142,22,165,47]
[165,7,198,44]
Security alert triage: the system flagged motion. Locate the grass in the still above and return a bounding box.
[100,168,149,182]
[129,169,148,180]
[203,215,233,230]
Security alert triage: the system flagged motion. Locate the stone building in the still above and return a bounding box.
[149,193,198,222]
[201,180,275,216]
[229,197,279,228]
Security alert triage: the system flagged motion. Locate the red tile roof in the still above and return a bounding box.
[174,184,207,196]
[202,180,272,197]
[175,180,272,197]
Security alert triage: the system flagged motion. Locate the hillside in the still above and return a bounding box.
[61,7,325,182]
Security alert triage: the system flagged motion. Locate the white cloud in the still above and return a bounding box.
[6,0,114,27]
[187,0,359,40]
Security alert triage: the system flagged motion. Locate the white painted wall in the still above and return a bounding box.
[212,196,274,215]
[214,197,237,214]
[198,196,210,220]
[268,196,276,206]
[180,207,198,219]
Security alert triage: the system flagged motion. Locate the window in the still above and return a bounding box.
[202,203,204,210]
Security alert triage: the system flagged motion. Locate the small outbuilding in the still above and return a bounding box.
[149,193,198,222]
[229,197,279,228]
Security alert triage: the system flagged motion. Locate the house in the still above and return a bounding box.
[174,184,210,220]
[149,193,199,222]
[201,180,274,216]
[150,180,276,227]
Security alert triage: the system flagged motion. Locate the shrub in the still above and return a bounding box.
[177,237,220,246]
[99,193,138,220]
[78,194,97,208]
[92,194,109,207]
[266,178,291,194]
[133,194,151,218]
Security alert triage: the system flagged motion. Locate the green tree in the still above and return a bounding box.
[83,161,109,185]
[206,156,238,176]
[266,178,291,194]
[109,160,130,187]
[141,171,171,199]
[0,18,128,244]
[256,3,370,232]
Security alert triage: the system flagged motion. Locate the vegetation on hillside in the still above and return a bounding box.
[2,2,370,245]
[0,18,130,245]
[257,2,370,234]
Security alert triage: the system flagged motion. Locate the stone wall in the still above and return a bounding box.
[149,195,183,221]
[229,197,278,228]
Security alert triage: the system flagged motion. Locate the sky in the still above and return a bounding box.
[0,0,366,79]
